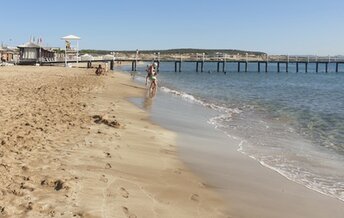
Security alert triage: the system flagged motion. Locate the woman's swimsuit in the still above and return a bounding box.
[149,75,157,81]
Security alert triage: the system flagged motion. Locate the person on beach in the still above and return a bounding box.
[145,62,158,97]
[1,55,6,63]
[95,64,103,76]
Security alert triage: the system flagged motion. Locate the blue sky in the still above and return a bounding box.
[1,0,344,55]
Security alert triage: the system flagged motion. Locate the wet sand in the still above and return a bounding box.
[0,66,227,217]
[133,90,344,218]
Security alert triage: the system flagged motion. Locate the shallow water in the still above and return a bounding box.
[117,62,344,202]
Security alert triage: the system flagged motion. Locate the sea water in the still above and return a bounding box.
[117,62,344,202]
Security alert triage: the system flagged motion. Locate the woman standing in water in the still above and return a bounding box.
[145,62,158,97]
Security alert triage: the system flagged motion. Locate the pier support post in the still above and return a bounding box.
[265,62,268,72]
[133,61,137,71]
[157,61,160,72]
[132,61,137,71]
[296,62,299,73]
[258,62,261,72]
[245,62,248,72]
[217,62,220,72]
[305,63,308,73]
[196,61,203,72]
[325,62,328,73]
[336,63,339,73]
[87,61,92,68]
[174,61,181,72]
[277,62,280,72]
[222,61,226,72]
[238,62,241,72]
[286,62,289,73]
[110,60,114,70]
[201,61,204,72]
[316,63,319,73]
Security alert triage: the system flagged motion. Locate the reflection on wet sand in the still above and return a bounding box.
[143,95,153,110]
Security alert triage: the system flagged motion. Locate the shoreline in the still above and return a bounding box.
[0,66,227,217]
[132,86,344,218]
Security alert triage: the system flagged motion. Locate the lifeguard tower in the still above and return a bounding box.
[61,35,80,66]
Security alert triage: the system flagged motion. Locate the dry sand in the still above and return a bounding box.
[0,66,227,217]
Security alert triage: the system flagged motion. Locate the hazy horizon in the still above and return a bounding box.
[1,0,344,56]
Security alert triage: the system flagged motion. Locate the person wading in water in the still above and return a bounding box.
[145,62,158,97]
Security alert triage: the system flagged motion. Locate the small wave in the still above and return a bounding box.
[160,87,204,105]
[160,86,242,114]
[236,136,344,202]
[208,114,233,128]
[160,85,344,202]
[207,110,344,202]
[253,153,344,202]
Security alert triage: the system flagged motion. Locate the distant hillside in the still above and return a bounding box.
[80,48,266,56]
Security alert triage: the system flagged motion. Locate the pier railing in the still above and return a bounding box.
[47,53,344,73]
[115,54,344,63]
[53,53,344,63]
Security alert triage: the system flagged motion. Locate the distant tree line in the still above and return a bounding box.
[80,48,266,56]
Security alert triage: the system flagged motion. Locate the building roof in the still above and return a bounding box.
[17,41,41,48]
[17,41,55,54]
[61,35,81,40]
[0,45,15,53]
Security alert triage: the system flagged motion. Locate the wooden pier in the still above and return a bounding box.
[42,56,344,73]
[164,60,344,73]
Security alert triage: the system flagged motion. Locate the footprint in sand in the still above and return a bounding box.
[20,183,35,192]
[0,206,6,216]
[21,165,29,171]
[120,187,129,198]
[104,152,111,158]
[99,175,108,183]
[72,212,84,217]
[122,206,137,218]
[53,180,64,191]
[190,193,200,202]
[105,163,112,169]
[22,202,33,212]
[174,169,182,175]
[48,210,55,217]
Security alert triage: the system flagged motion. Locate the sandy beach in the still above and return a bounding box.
[0,66,227,217]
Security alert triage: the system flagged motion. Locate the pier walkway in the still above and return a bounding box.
[41,55,344,73]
